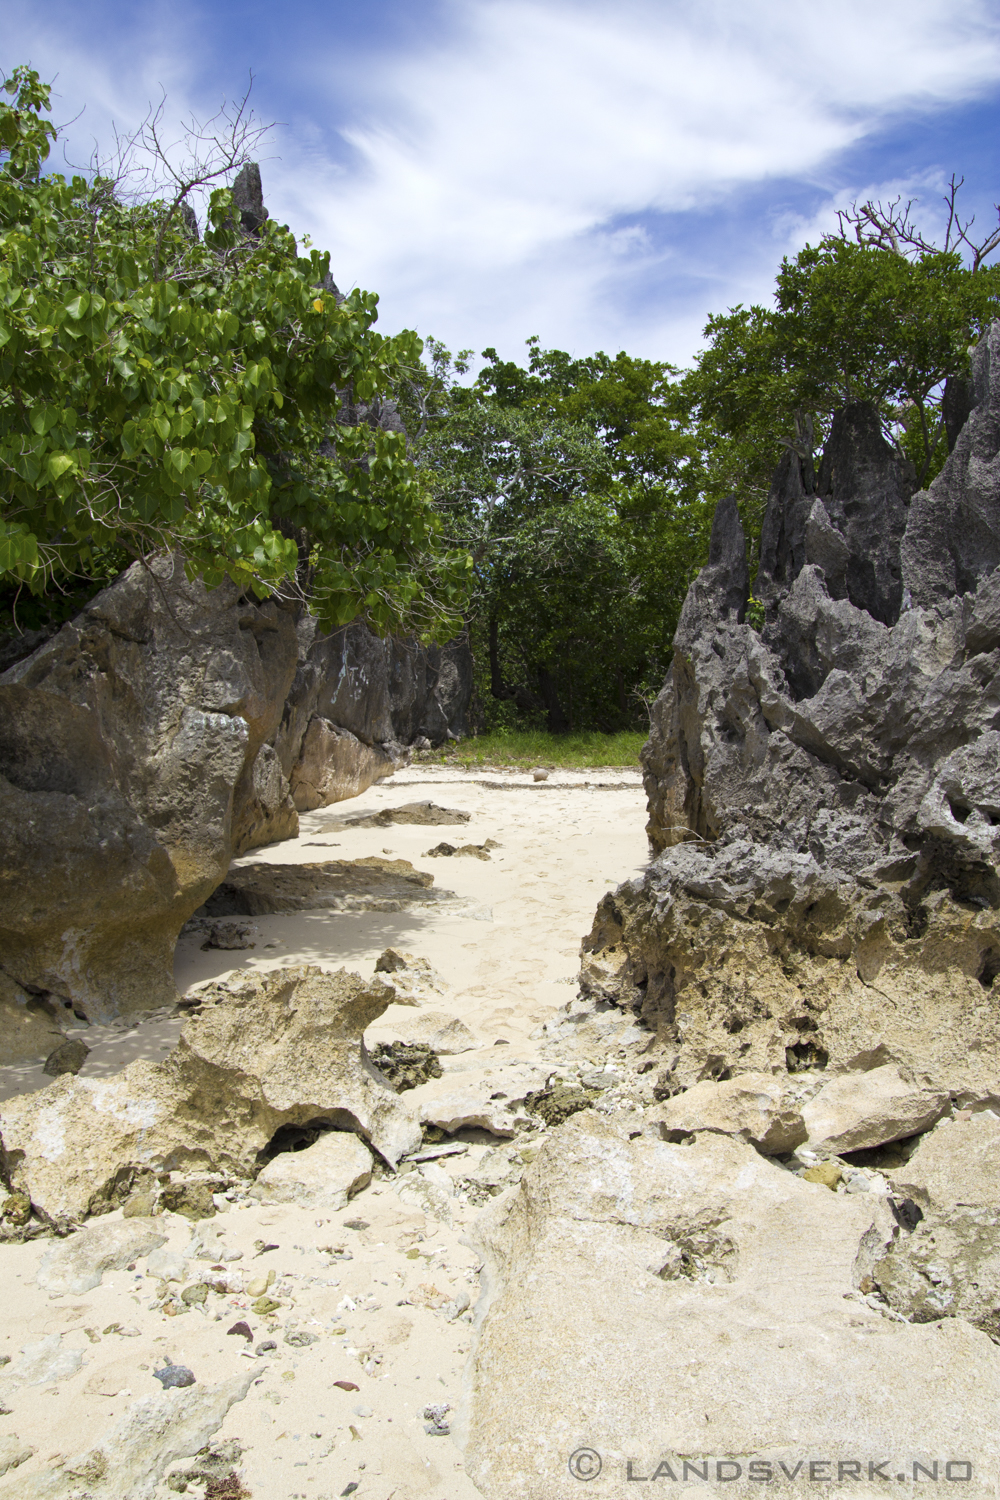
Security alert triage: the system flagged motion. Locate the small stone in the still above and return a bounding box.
[42,1038,90,1077]
[353,1404,373,1418]
[160,1182,217,1220]
[342,1218,370,1232]
[252,1296,282,1316]
[181,1282,209,1305]
[803,1162,843,1191]
[153,1363,196,1388]
[334,1380,360,1392]
[532,769,549,781]
[227,1321,253,1343]
[246,1272,275,1297]
[284,1330,319,1347]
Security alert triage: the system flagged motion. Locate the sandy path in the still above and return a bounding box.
[0,765,649,1499]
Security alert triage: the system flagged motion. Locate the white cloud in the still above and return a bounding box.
[6,0,1000,364]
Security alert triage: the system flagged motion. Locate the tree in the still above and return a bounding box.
[0,66,471,637]
[684,189,1000,556]
[409,339,710,731]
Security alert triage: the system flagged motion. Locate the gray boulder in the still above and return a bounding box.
[0,557,298,1022]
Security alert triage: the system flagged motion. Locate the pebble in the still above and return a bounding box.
[153,1364,196,1388]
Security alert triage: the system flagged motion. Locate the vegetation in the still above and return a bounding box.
[5,60,999,744]
[435,728,646,770]
[0,66,470,637]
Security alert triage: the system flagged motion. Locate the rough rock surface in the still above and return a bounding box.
[651,1071,806,1153]
[802,1065,949,1154]
[462,1112,1000,1499]
[0,966,420,1224]
[36,1217,166,1294]
[249,1129,373,1209]
[584,325,1000,1103]
[0,1371,254,1499]
[0,557,299,1022]
[198,855,445,916]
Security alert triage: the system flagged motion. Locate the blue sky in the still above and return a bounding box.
[6,0,1000,372]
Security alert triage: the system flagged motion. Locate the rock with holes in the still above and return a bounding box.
[0,966,420,1225]
[250,1129,373,1210]
[461,1111,1000,1500]
[801,1065,949,1154]
[582,333,1000,1103]
[872,1112,1000,1339]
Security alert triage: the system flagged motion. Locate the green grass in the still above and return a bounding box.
[435,729,647,770]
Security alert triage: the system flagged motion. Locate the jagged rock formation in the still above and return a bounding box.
[583,321,1000,1099]
[0,965,421,1226]
[259,618,473,825]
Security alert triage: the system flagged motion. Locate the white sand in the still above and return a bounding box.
[0,764,649,1498]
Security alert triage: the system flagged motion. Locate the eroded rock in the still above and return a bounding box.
[250,1130,373,1210]
[462,1112,1000,1499]
[198,856,443,917]
[802,1065,949,1154]
[36,1217,166,1294]
[0,966,420,1224]
[650,1071,807,1154]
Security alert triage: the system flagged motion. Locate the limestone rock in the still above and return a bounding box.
[0,966,420,1224]
[892,1111,1000,1211]
[0,972,66,1067]
[372,951,445,1006]
[250,1130,373,1210]
[328,801,471,829]
[0,557,299,1022]
[289,718,395,811]
[801,1065,949,1154]
[42,1038,90,1077]
[36,1217,167,1294]
[462,1112,1000,1500]
[650,1072,806,1154]
[595,350,1000,1101]
[198,856,442,917]
[418,1088,520,1138]
[0,1437,34,1477]
[0,1370,254,1499]
[367,1010,477,1056]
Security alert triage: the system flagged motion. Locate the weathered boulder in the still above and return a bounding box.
[36,1217,166,1294]
[801,1065,949,1154]
[650,1071,806,1154]
[873,1112,1000,1338]
[587,325,1000,1104]
[0,557,299,1022]
[250,1129,373,1210]
[462,1112,1000,1499]
[0,966,421,1225]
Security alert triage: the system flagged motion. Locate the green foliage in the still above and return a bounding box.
[0,66,470,638]
[683,235,1000,552]
[412,339,711,732]
[442,727,645,769]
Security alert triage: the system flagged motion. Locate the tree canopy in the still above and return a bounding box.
[0,66,470,637]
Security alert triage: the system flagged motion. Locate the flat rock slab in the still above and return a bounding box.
[463,1113,1000,1500]
[366,1010,478,1056]
[37,1217,166,1294]
[250,1130,373,1210]
[325,801,471,829]
[200,857,445,915]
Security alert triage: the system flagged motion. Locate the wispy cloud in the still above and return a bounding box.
[6,0,1000,364]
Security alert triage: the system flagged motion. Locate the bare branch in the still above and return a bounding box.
[836,174,1000,272]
